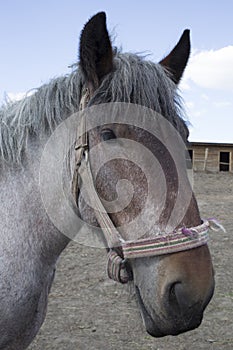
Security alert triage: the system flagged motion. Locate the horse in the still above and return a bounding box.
[0,12,215,349]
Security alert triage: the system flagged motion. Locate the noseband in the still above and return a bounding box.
[72,87,221,284]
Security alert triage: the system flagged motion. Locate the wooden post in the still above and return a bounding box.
[203,147,208,171]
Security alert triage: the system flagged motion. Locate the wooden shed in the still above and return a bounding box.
[187,142,233,172]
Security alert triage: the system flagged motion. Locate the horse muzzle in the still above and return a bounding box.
[136,278,215,337]
[132,245,215,337]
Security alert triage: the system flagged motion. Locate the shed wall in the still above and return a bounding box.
[188,145,233,172]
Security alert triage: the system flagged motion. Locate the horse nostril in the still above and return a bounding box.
[165,281,204,334]
[168,282,182,311]
[167,281,202,316]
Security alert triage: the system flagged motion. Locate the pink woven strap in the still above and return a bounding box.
[122,220,210,259]
[107,250,129,284]
[106,219,224,283]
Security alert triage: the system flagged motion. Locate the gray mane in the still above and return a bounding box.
[91,53,188,137]
[0,52,188,164]
[0,68,83,164]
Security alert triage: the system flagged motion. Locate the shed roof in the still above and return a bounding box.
[189,141,233,148]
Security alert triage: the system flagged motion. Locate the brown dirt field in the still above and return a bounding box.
[29,172,233,350]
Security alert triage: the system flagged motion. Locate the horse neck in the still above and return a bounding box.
[0,138,70,267]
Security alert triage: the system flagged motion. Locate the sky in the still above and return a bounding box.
[1,0,232,142]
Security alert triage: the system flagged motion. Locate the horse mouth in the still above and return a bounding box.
[135,285,205,337]
[135,286,165,337]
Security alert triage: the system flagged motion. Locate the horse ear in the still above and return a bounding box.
[159,30,190,84]
[79,12,113,91]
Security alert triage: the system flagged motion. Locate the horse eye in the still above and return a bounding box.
[101,129,116,141]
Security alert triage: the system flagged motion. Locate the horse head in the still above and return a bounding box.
[75,12,214,337]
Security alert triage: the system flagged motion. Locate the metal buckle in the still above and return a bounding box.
[75,144,88,167]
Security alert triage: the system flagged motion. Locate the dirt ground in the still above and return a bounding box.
[29,172,233,350]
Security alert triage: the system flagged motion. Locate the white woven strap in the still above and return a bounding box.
[122,220,210,259]
[73,87,125,249]
[107,250,129,284]
[78,158,124,248]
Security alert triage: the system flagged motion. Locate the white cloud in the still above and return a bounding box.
[179,79,191,91]
[6,90,35,102]
[201,94,209,101]
[7,92,27,101]
[185,101,195,109]
[183,46,233,91]
[213,101,232,108]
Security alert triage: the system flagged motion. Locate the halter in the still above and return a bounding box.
[72,87,221,284]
